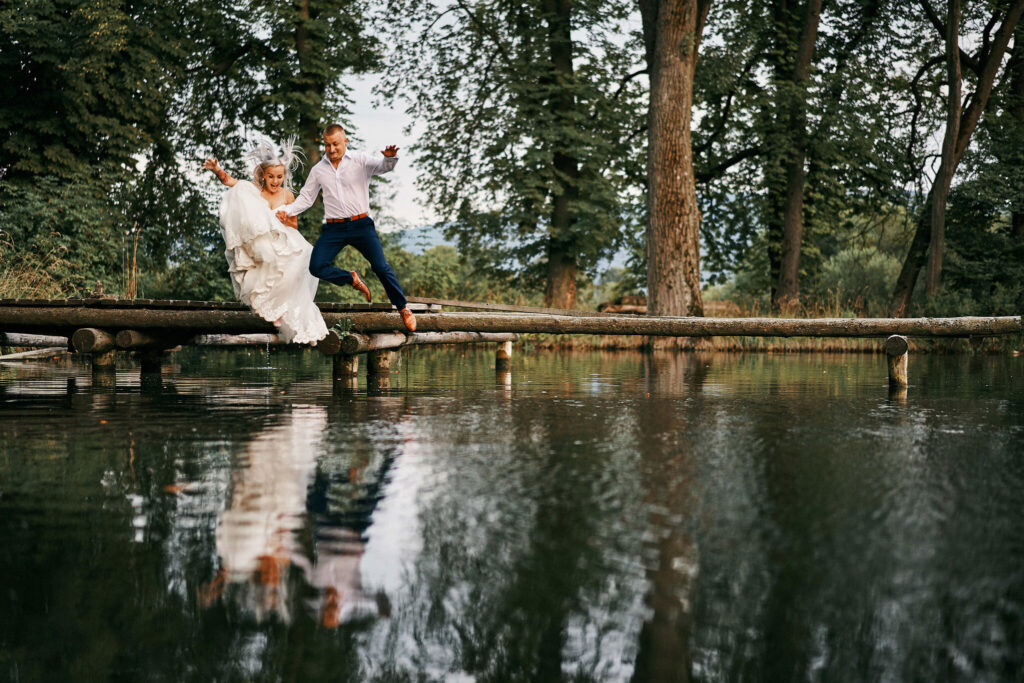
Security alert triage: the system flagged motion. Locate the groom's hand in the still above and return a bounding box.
[276,209,290,223]
[382,145,399,157]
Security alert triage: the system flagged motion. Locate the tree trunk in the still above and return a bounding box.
[543,0,581,309]
[925,0,962,296]
[294,0,322,165]
[1011,23,1024,238]
[544,241,578,309]
[889,0,1024,315]
[776,0,821,308]
[640,0,709,317]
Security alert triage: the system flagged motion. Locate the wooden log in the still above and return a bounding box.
[1,304,1021,338]
[885,335,909,387]
[137,350,164,374]
[316,332,344,355]
[334,331,519,355]
[72,328,115,353]
[91,350,118,373]
[373,313,1021,338]
[367,349,395,375]
[495,340,512,371]
[115,329,193,349]
[193,333,283,346]
[0,333,68,348]
[340,332,409,355]
[333,354,358,378]
[0,346,67,361]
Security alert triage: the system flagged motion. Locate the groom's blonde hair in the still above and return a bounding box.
[322,124,346,139]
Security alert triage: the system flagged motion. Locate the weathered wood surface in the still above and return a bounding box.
[333,331,520,355]
[406,296,620,317]
[0,333,68,348]
[1,303,1020,337]
[495,340,513,371]
[72,328,115,353]
[0,346,67,361]
[115,329,193,350]
[367,349,395,375]
[0,298,437,313]
[885,335,909,387]
[193,333,284,346]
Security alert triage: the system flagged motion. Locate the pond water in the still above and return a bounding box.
[1,348,1023,682]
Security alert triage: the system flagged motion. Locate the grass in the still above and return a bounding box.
[0,231,79,299]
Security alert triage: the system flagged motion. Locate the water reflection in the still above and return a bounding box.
[198,402,393,627]
[1,349,1023,681]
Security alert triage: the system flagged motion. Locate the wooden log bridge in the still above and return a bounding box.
[1,298,1020,387]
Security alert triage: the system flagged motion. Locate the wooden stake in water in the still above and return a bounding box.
[885,335,909,387]
[495,340,512,372]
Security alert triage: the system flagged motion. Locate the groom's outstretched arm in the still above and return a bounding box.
[282,170,322,217]
[366,145,399,176]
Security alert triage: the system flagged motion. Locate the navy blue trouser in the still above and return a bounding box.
[308,217,408,310]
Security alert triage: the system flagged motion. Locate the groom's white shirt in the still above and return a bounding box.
[283,151,398,220]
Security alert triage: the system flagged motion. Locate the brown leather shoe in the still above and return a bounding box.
[351,271,371,302]
[400,308,417,332]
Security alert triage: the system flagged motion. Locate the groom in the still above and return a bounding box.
[277,124,416,332]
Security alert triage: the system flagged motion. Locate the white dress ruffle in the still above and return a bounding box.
[219,181,328,345]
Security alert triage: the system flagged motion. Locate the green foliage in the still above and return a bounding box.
[813,247,902,316]
[381,0,646,289]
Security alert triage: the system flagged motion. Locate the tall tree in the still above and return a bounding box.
[639,0,711,317]
[1008,21,1024,238]
[765,0,822,308]
[383,0,645,308]
[888,0,1024,316]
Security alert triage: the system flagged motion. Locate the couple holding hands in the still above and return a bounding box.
[204,124,416,345]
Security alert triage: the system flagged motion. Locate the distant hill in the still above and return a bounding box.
[390,223,454,254]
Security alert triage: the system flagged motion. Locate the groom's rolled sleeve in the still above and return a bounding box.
[366,152,398,176]
[284,172,322,217]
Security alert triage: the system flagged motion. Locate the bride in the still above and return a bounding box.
[204,137,329,345]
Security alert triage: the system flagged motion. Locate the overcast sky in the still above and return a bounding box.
[345,74,431,231]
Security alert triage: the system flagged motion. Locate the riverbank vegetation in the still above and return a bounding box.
[2,0,1021,331]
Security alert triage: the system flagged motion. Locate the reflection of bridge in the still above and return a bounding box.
[2,297,1020,386]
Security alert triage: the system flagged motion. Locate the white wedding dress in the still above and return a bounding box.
[219,181,328,344]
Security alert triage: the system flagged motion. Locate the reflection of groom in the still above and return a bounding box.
[277,123,416,332]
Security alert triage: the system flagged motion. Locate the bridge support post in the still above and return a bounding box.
[137,350,163,375]
[90,350,118,391]
[333,354,358,379]
[368,349,396,375]
[495,340,512,372]
[885,335,909,387]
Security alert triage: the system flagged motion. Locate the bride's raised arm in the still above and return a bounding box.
[203,158,239,187]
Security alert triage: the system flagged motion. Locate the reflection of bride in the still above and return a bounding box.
[203,137,328,345]
[201,404,382,626]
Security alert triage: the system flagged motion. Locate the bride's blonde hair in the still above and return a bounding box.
[253,160,286,190]
[244,135,303,191]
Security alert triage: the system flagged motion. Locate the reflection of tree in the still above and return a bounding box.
[629,352,709,683]
[361,366,650,680]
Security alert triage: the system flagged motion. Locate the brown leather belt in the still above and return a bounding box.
[325,213,368,224]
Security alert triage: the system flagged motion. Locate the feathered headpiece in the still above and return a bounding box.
[243,134,304,190]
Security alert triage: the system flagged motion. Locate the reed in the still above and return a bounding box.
[121,223,142,299]
[0,231,78,299]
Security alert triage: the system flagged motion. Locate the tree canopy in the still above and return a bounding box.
[0,0,1021,318]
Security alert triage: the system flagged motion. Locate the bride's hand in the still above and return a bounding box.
[203,157,219,172]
